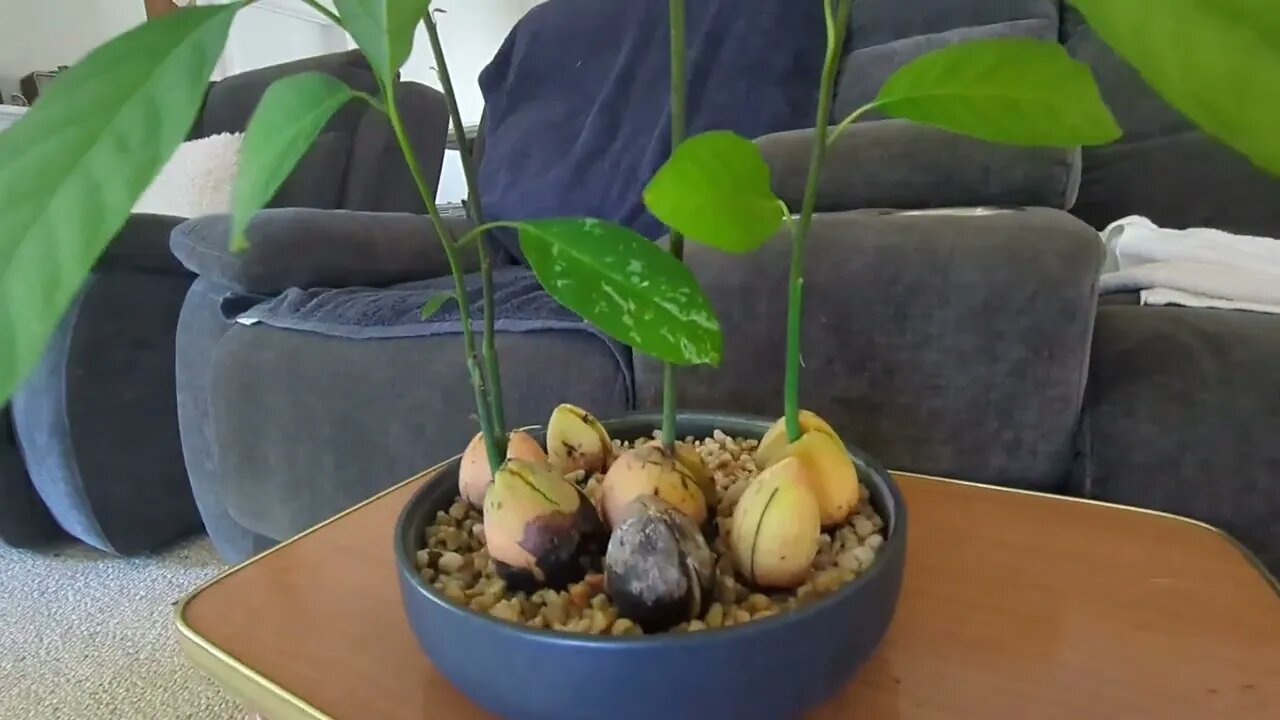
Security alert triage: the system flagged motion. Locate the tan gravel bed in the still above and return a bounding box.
[417,430,885,635]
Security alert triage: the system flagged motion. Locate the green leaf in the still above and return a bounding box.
[643,131,784,253]
[515,218,722,366]
[230,73,357,250]
[1070,0,1280,175]
[333,0,432,88]
[419,292,454,320]
[871,37,1121,147]
[0,3,240,406]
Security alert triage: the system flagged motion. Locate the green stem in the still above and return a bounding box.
[660,0,687,452]
[384,88,502,474]
[785,0,853,443]
[421,11,507,440]
[827,102,876,146]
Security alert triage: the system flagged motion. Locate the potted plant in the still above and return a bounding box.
[0,1,1274,718]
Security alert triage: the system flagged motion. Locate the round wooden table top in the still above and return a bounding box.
[177,469,1279,720]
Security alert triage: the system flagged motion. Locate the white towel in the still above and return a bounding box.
[1098,216,1280,314]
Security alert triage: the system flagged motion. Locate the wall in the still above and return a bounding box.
[403,0,540,202]
[0,0,146,100]
[216,0,351,79]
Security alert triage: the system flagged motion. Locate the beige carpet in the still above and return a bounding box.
[0,536,242,719]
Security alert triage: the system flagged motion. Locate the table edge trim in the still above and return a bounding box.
[174,461,450,720]
[173,465,1278,720]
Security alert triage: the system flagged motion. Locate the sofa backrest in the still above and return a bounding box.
[832,1,1280,238]
[1060,7,1280,237]
[834,0,1061,119]
[190,50,447,216]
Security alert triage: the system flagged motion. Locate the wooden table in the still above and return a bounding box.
[176,469,1279,720]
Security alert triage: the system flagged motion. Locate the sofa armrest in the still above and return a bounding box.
[169,207,477,294]
[635,207,1103,489]
[757,119,1081,213]
[96,214,192,276]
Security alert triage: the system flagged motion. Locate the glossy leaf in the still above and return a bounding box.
[231,73,357,250]
[1070,0,1280,175]
[515,219,722,366]
[333,0,432,88]
[0,4,240,406]
[871,38,1121,147]
[643,130,784,253]
[419,292,454,320]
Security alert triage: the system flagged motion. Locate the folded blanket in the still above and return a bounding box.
[477,0,828,258]
[1099,216,1280,314]
[230,267,634,406]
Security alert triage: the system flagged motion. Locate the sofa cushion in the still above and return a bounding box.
[0,406,62,548]
[1061,7,1191,145]
[758,120,1080,212]
[636,207,1104,491]
[13,274,201,555]
[1080,306,1280,573]
[1073,131,1280,239]
[266,132,351,210]
[201,50,376,138]
[1062,8,1280,238]
[835,0,1060,119]
[207,274,633,540]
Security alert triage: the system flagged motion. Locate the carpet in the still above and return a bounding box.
[0,536,242,719]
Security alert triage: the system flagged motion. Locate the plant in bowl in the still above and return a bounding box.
[0,0,1276,719]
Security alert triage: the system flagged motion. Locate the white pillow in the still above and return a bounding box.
[133,132,243,218]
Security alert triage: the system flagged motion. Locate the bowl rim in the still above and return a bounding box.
[394,411,907,648]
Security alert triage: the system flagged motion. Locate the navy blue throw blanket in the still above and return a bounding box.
[478,0,828,256]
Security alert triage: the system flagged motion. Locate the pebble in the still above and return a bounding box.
[704,603,725,629]
[852,546,876,570]
[590,608,617,634]
[836,549,861,572]
[853,517,876,539]
[437,551,466,574]
[489,600,521,622]
[417,430,883,635]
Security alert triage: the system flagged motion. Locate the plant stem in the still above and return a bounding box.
[422,11,507,440]
[660,0,687,452]
[384,88,503,474]
[784,0,852,442]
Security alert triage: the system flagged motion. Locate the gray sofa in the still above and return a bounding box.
[170,2,1278,571]
[0,50,449,555]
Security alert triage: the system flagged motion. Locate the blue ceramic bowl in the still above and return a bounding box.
[395,413,906,720]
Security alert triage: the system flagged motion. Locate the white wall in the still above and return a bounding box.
[0,0,146,100]
[216,0,351,79]
[403,0,541,202]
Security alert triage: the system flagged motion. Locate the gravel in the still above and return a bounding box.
[417,431,886,636]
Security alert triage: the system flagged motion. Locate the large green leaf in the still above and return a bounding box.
[333,0,432,88]
[1070,0,1280,175]
[230,73,357,250]
[515,219,722,366]
[871,38,1121,147]
[643,131,784,253]
[0,3,240,406]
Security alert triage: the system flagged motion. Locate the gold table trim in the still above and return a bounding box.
[174,467,1278,720]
